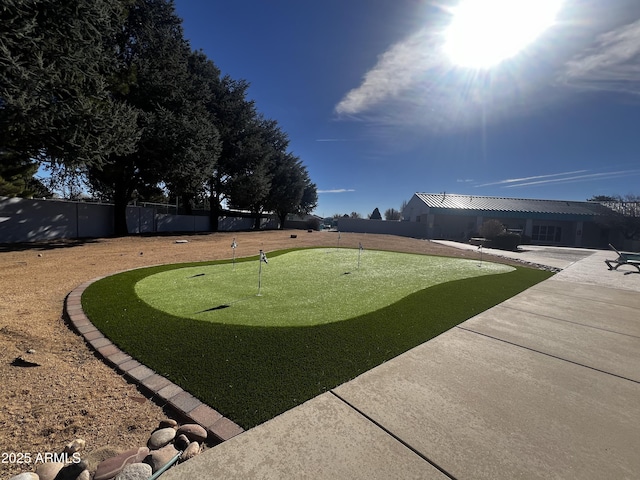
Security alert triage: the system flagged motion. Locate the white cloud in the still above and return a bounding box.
[333,9,640,135]
[317,188,356,194]
[332,23,552,133]
[476,169,640,189]
[504,169,640,187]
[560,18,640,94]
[475,170,588,187]
[334,28,440,116]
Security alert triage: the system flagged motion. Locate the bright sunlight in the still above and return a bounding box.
[444,0,563,69]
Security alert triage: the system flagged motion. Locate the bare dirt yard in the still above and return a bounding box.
[0,230,504,477]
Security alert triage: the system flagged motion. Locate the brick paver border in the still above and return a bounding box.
[64,279,244,443]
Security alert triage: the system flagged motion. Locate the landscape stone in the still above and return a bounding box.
[176,423,207,443]
[114,462,153,480]
[158,419,178,429]
[144,444,179,473]
[93,447,149,480]
[35,461,64,480]
[54,461,88,480]
[147,427,176,449]
[64,438,86,454]
[180,441,200,461]
[82,446,122,474]
[77,470,91,480]
[8,473,39,480]
[174,433,190,451]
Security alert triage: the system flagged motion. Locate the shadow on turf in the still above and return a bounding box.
[195,294,259,314]
[198,304,230,312]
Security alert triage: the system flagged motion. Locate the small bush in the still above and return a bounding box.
[306,217,321,230]
[491,232,521,251]
[479,219,505,238]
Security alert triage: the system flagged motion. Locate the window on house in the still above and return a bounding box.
[532,225,562,242]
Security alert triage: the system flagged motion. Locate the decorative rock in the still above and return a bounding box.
[114,462,152,480]
[176,423,207,443]
[174,433,190,451]
[77,470,91,480]
[94,447,149,480]
[35,461,64,480]
[54,460,88,480]
[64,438,86,455]
[180,441,200,461]
[147,427,176,449]
[8,473,39,480]
[82,446,122,474]
[158,418,178,429]
[144,444,179,473]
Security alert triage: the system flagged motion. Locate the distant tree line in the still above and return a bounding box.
[332,206,403,221]
[1,0,317,234]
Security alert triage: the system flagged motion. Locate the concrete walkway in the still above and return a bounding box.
[163,245,640,480]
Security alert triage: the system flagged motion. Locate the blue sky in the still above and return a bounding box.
[174,0,640,218]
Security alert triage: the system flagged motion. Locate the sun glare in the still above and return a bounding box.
[444,0,563,69]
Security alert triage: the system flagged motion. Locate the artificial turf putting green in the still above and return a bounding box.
[135,248,515,327]
[82,247,553,429]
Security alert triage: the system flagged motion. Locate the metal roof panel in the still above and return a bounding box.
[414,193,614,216]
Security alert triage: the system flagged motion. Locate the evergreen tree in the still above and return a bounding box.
[207,76,258,231]
[369,207,382,220]
[87,0,217,233]
[227,117,289,229]
[1,0,140,171]
[266,153,317,228]
[0,154,38,197]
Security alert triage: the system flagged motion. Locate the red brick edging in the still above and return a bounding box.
[64,279,244,443]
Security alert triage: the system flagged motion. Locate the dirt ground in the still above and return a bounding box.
[0,230,501,477]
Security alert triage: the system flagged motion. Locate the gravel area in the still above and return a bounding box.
[0,230,513,477]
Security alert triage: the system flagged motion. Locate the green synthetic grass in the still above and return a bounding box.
[135,248,515,326]
[82,248,553,429]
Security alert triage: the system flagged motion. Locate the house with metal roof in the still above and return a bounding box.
[402,193,616,248]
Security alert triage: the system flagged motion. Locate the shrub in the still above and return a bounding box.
[491,232,521,251]
[306,217,321,230]
[479,219,505,238]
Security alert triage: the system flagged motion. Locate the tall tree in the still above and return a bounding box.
[384,208,402,220]
[299,168,318,217]
[153,51,222,214]
[266,153,306,228]
[87,0,216,233]
[0,154,39,197]
[207,77,258,231]
[1,0,140,172]
[227,117,289,229]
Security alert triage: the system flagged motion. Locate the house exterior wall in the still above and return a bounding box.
[399,194,616,247]
[402,195,429,222]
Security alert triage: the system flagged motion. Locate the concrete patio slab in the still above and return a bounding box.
[161,392,449,480]
[529,279,640,308]
[460,305,640,381]
[149,245,640,479]
[496,288,640,336]
[334,328,640,480]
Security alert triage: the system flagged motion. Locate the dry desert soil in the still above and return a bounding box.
[0,230,511,477]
